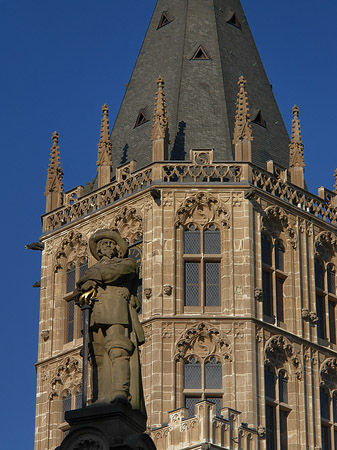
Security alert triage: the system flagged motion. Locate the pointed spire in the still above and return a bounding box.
[44,131,63,213]
[289,105,305,188]
[334,169,337,194]
[233,76,253,162]
[97,104,112,187]
[151,76,169,161]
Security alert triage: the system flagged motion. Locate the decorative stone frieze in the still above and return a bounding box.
[49,356,82,400]
[320,358,337,388]
[112,206,142,245]
[262,205,297,248]
[54,231,88,272]
[264,335,302,379]
[314,231,337,260]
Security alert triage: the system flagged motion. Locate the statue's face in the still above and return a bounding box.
[97,238,118,259]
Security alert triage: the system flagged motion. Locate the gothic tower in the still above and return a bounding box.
[34,1,337,450]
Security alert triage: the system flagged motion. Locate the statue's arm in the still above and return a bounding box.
[100,259,138,285]
[76,266,103,292]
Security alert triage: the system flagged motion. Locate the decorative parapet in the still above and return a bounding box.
[151,401,258,450]
[41,160,337,233]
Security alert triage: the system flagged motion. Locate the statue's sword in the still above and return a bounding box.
[77,288,97,408]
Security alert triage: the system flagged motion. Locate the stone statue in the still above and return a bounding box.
[76,229,145,413]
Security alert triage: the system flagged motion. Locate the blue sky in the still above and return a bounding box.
[1,0,336,448]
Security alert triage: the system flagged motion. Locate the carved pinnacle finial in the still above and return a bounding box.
[289,105,305,168]
[334,169,337,194]
[233,76,253,161]
[44,131,64,212]
[97,103,112,167]
[151,76,169,161]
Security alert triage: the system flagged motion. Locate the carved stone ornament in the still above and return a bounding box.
[54,231,88,272]
[301,308,319,324]
[261,206,297,249]
[175,322,232,361]
[144,288,152,299]
[163,284,173,296]
[264,335,302,379]
[320,358,337,388]
[67,436,107,450]
[254,288,263,301]
[176,192,230,228]
[314,231,337,260]
[257,426,266,438]
[112,206,142,245]
[49,356,82,400]
[41,330,50,341]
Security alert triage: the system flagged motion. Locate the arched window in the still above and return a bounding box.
[183,355,223,417]
[261,234,287,323]
[66,263,76,293]
[184,224,221,308]
[62,390,72,422]
[315,260,337,343]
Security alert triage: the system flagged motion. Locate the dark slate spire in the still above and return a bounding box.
[110,0,290,170]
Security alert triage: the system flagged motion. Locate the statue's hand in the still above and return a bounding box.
[81,280,97,292]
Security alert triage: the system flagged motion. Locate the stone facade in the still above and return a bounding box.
[35,151,337,449]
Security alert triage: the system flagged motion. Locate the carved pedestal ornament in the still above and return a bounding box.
[264,335,302,380]
[314,231,337,261]
[175,322,232,361]
[175,192,230,228]
[262,206,297,249]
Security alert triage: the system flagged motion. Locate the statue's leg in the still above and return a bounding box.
[103,324,134,402]
[91,327,111,403]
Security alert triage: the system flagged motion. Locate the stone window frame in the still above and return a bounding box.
[64,256,88,344]
[264,364,291,450]
[182,353,224,417]
[315,258,337,344]
[181,222,222,313]
[261,232,288,326]
[59,385,83,434]
[319,385,337,450]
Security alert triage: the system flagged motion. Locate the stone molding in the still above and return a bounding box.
[264,335,302,380]
[320,358,337,388]
[314,230,337,260]
[261,205,297,249]
[49,356,82,400]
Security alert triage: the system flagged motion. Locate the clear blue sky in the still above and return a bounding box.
[1,0,336,448]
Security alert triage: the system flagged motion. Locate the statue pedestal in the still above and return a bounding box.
[57,399,156,450]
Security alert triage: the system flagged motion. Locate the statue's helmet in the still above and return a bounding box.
[89,229,128,260]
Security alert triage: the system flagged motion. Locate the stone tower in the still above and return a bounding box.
[34,1,337,450]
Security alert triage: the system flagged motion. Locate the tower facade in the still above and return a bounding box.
[34,2,337,450]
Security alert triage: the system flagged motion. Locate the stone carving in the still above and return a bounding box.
[71,437,106,450]
[75,229,145,412]
[190,149,214,165]
[233,76,253,162]
[289,105,305,169]
[143,324,152,343]
[176,193,230,228]
[262,205,297,249]
[54,231,88,272]
[112,206,143,245]
[163,284,172,296]
[320,358,337,388]
[144,288,152,299]
[301,308,319,323]
[175,322,231,361]
[264,335,302,379]
[254,288,262,301]
[49,356,82,400]
[314,231,337,260]
[45,131,64,212]
[41,330,50,341]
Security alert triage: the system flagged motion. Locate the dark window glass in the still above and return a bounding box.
[67,300,75,342]
[263,270,273,317]
[185,396,201,417]
[315,260,325,290]
[206,397,222,416]
[79,259,88,278]
[266,404,276,450]
[279,371,288,404]
[262,234,272,266]
[184,227,201,254]
[329,301,336,344]
[276,277,284,322]
[66,263,76,293]
[280,410,288,450]
[321,389,330,420]
[75,389,82,409]
[322,425,331,450]
[317,294,326,339]
[62,392,72,421]
[204,227,221,254]
[184,357,202,389]
[335,429,337,450]
[275,241,285,272]
[205,358,222,389]
[205,262,220,306]
[185,263,200,306]
[265,367,276,400]
[328,265,336,295]
[333,394,337,423]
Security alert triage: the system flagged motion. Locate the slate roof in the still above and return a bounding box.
[110,0,290,171]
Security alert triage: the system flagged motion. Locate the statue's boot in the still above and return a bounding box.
[109,348,131,402]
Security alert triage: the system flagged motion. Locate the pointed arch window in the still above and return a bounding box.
[184,355,222,417]
[315,260,337,343]
[319,387,337,450]
[184,224,221,308]
[62,390,72,422]
[261,234,287,324]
